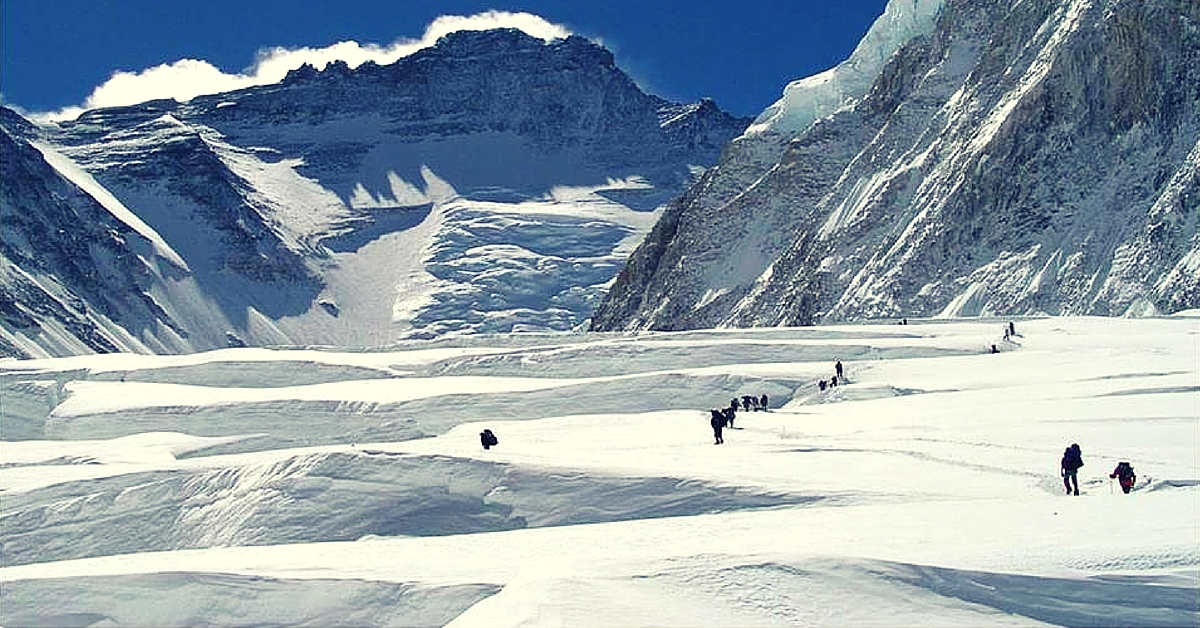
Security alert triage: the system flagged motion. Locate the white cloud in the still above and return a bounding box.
[40,11,572,122]
[83,58,255,112]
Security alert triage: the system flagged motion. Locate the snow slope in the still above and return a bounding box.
[593,0,1200,333]
[30,141,190,272]
[2,316,1197,626]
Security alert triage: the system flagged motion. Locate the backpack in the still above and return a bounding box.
[1062,447,1083,471]
[1114,461,1135,483]
[481,429,498,448]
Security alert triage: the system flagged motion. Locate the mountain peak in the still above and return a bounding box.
[419,28,614,68]
[431,27,559,52]
[278,27,616,88]
[2,26,750,357]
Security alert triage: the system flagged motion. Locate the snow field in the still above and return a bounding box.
[1,316,1197,626]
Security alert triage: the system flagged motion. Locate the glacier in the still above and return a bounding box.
[1,316,1197,626]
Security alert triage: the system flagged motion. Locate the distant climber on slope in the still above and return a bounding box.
[1110,461,1137,494]
[710,409,727,444]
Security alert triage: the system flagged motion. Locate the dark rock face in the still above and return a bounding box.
[592,0,1200,332]
[0,29,749,357]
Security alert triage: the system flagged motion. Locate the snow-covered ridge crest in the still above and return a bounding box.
[36,11,573,123]
[29,140,189,272]
[744,0,945,138]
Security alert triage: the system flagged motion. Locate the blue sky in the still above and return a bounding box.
[3,0,889,119]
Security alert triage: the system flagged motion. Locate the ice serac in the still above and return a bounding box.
[746,0,945,139]
[0,29,750,357]
[591,0,1200,332]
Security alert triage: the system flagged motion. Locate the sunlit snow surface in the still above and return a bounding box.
[2,316,1198,627]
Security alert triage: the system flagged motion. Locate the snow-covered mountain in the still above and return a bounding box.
[591,0,1200,332]
[0,29,749,358]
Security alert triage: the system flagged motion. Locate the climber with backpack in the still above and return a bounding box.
[1061,443,1083,495]
[710,409,727,444]
[1109,461,1137,494]
[480,429,498,450]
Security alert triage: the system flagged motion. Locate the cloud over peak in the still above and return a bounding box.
[43,11,572,122]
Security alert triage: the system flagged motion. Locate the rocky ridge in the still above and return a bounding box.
[591,0,1199,331]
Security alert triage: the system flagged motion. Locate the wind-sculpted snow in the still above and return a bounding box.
[2,574,499,628]
[23,371,800,451]
[1,317,1197,626]
[0,451,814,567]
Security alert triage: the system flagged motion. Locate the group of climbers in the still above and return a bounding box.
[1061,443,1140,496]
[709,392,771,444]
